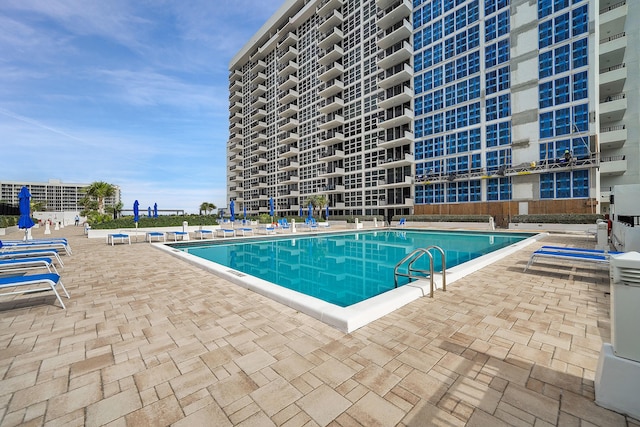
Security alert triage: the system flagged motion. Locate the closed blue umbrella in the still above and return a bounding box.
[243,206,247,220]
[299,205,303,217]
[133,200,139,223]
[269,197,274,218]
[230,200,235,222]
[307,203,313,221]
[153,203,158,218]
[18,186,35,240]
[326,205,329,220]
[148,206,151,217]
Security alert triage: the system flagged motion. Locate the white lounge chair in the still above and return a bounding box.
[106,233,131,245]
[216,228,236,238]
[194,230,214,240]
[166,231,189,241]
[0,257,59,274]
[146,232,166,242]
[0,273,70,309]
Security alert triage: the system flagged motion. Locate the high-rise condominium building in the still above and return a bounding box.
[0,179,121,212]
[227,0,638,225]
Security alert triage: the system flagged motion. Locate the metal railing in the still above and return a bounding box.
[394,245,446,298]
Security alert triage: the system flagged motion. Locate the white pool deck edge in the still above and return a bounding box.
[154,230,546,333]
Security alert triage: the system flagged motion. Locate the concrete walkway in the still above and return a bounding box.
[0,225,638,426]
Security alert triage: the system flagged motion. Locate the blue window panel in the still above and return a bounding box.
[471,153,481,170]
[413,10,423,29]
[447,158,457,174]
[498,66,510,91]
[572,137,589,159]
[445,62,455,83]
[572,38,588,68]
[456,56,467,80]
[457,131,468,152]
[424,70,433,90]
[470,180,481,201]
[539,0,552,18]
[445,13,455,35]
[486,151,498,172]
[424,47,433,68]
[486,97,498,122]
[539,81,553,108]
[498,11,510,37]
[434,183,444,203]
[414,32,423,50]
[485,0,496,16]
[456,32,467,55]
[415,140,425,160]
[456,8,466,31]
[554,44,570,74]
[573,103,588,132]
[539,142,554,163]
[572,5,588,36]
[433,89,443,109]
[425,116,433,135]
[447,183,457,203]
[486,44,497,68]
[415,187,425,204]
[434,113,444,133]
[540,174,554,199]
[498,0,509,9]
[446,134,457,154]
[433,43,442,64]
[539,51,553,79]
[414,0,423,7]
[554,13,570,43]
[415,118,424,138]
[499,122,510,146]
[498,94,510,118]
[468,25,480,49]
[469,102,481,125]
[497,39,510,64]
[444,0,455,13]
[433,20,442,40]
[468,1,479,23]
[469,76,480,99]
[415,52,423,72]
[500,177,512,200]
[572,170,589,197]
[540,112,554,138]
[555,139,570,159]
[554,0,569,12]
[487,124,498,147]
[556,172,571,198]
[432,0,442,18]
[486,70,498,95]
[485,17,497,42]
[415,74,423,94]
[415,97,424,116]
[468,51,480,74]
[434,136,444,156]
[425,92,433,113]
[445,85,455,107]
[572,71,587,100]
[555,108,570,136]
[456,81,467,103]
[458,181,469,202]
[433,67,443,87]
[487,179,499,201]
[424,26,432,45]
[555,76,570,105]
[423,3,432,22]
[470,129,481,150]
[446,110,456,131]
[458,155,469,172]
[456,106,468,128]
[539,20,553,49]
[445,37,455,59]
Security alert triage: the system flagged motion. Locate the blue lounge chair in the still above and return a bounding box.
[193,230,214,240]
[0,257,58,274]
[0,249,64,268]
[146,232,166,242]
[539,246,622,255]
[0,273,69,309]
[216,228,236,238]
[398,218,406,227]
[524,249,615,272]
[0,239,72,256]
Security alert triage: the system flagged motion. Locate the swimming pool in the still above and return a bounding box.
[157,229,542,332]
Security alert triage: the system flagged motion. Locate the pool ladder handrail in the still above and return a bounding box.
[393,245,447,298]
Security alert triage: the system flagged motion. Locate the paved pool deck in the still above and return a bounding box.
[0,225,638,426]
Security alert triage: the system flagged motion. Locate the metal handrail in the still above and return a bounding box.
[393,246,446,298]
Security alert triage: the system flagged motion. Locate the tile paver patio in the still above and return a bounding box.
[0,225,639,426]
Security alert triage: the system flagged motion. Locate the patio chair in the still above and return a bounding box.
[216,228,236,238]
[0,248,64,268]
[0,239,72,256]
[0,257,59,275]
[398,218,406,227]
[524,249,616,272]
[0,273,70,309]
[193,230,214,240]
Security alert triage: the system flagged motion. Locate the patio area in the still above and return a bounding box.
[0,225,638,426]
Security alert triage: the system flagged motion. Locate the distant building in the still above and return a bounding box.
[227,0,638,223]
[0,179,121,212]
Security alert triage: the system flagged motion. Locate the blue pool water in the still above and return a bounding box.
[173,230,532,307]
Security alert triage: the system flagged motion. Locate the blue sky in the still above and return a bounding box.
[1,0,283,214]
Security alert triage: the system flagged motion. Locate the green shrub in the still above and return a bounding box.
[394,215,492,223]
[0,216,18,227]
[90,214,219,229]
[511,214,604,224]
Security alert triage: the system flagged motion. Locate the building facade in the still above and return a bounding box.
[0,179,121,212]
[227,0,638,224]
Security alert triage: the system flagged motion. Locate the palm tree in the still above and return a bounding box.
[199,202,216,215]
[303,194,328,218]
[81,181,116,214]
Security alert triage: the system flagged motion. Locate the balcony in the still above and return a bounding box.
[278,145,299,158]
[230,110,243,122]
[600,32,626,66]
[318,27,344,50]
[280,88,299,104]
[381,197,414,208]
[251,71,266,85]
[317,0,343,17]
[319,62,344,82]
[318,114,345,130]
[279,159,299,171]
[252,59,266,72]
[279,103,299,118]
[600,155,626,176]
[378,175,413,189]
[318,9,343,33]
[278,31,298,48]
[252,120,266,132]
[254,133,267,143]
[229,133,243,143]
[254,156,268,166]
[378,85,413,109]
[319,79,344,98]
[378,130,413,149]
[323,184,345,193]
[252,96,267,108]
[229,79,242,92]
[318,166,345,178]
[278,75,299,91]
[318,131,345,146]
[278,45,298,63]
[377,41,412,69]
[229,69,243,79]
[230,101,243,113]
[378,62,412,89]
[599,125,627,150]
[600,63,626,96]
[379,108,414,128]
[282,174,300,184]
[378,152,414,169]
[229,90,242,102]
[600,93,626,123]
[252,108,267,120]
[278,60,299,78]
[377,0,412,30]
[318,96,344,115]
[229,122,242,133]
[318,45,344,66]
[229,140,243,153]
[600,1,627,43]
[280,117,299,131]
[254,143,268,154]
[251,84,266,97]
[320,148,344,162]
[377,19,412,50]
[279,131,298,145]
